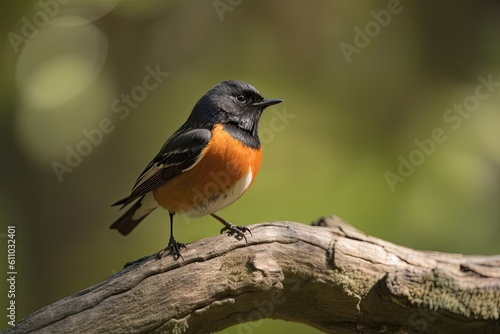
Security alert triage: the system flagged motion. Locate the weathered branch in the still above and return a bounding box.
[5,216,500,333]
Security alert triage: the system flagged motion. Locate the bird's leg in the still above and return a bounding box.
[157,212,186,259]
[210,213,252,243]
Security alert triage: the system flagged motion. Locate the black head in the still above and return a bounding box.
[186,80,282,148]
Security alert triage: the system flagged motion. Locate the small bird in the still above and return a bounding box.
[110,80,282,258]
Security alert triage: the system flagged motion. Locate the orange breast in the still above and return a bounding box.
[153,124,262,216]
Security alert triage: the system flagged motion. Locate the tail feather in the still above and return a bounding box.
[111,196,129,208]
[110,194,159,235]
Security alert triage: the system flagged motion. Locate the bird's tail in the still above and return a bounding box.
[110,193,159,235]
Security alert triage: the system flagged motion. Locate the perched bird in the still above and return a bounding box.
[110,80,282,258]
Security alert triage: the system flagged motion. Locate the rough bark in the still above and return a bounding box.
[5,216,500,334]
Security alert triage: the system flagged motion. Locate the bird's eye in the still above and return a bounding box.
[236,95,247,103]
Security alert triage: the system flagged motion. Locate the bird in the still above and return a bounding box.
[110,80,283,258]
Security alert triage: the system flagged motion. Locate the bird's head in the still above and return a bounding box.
[188,80,282,135]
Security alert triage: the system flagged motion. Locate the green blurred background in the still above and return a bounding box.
[1,0,500,333]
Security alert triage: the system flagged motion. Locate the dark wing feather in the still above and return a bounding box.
[113,128,212,208]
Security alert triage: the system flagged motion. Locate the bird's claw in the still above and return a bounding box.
[157,237,187,260]
[220,223,252,243]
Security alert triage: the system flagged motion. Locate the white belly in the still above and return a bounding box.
[183,170,253,218]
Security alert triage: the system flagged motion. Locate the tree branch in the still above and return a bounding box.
[6,216,500,333]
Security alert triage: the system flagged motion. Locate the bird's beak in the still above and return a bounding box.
[252,99,283,108]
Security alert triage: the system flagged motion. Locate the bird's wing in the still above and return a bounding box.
[113,128,212,208]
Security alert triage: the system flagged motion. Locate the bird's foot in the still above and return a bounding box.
[220,222,252,243]
[157,237,187,260]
